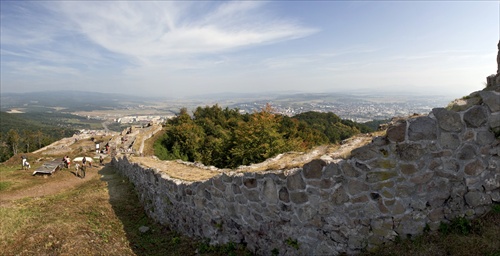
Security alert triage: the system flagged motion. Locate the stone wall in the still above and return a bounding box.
[112,86,499,255]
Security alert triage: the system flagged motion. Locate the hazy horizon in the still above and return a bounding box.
[1,1,499,99]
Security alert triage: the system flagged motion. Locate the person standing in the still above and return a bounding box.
[21,155,27,169]
[82,156,87,167]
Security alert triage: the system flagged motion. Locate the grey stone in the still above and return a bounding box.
[457,144,477,160]
[351,145,381,161]
[395,212,426,236]
[396,143,424,161]
[484,174,500,191]
[287,172,306,190]
[476,130,496,145]
[366,170,398,183]
[439,132,461,150]
[331,186,349,205]
[242,188,260,202]
[139,226,150,233]
[432,108,463,132]
[323,163,341,178]
[386,121,407,143]
[290,191,308,204]
[400,163,418,175]
[464,159,485,176]
[243,178,257,188]
[212,177,226,192]
[370,158,397,169]
[232,184,241,194]
[464,106,488,128]
[347,179,369,195]
[340,162,361,177]
[303,159,326,179]
[279,187,290,203]
[489,112,500,129]
[479,90,500,112]
[408,117,437,141]
[262,179,278,204]
[491,191,500,202]
[410,172,434,184]
[464,191,492,207]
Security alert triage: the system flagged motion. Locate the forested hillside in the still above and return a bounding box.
[0,112,77,162]
[154,105,374,168]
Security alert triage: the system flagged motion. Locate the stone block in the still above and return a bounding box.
[410,172,434,184]
[439,132,461,150]
[464,106,488,128]
[355,161,371,172]
[386,121,407,143]
[428,207,444,222]
[464,159,485,176]
[366,170,398,183]
[352,194,370,203]
[331,186,349,205]
[347,179,369,195]
[262,179,278,204]
[479,90,500,112]
[242,188,260,202]
[408,116,438,141]
[464,191,492,207]
[489,112,500,129]
[476,130,496,145]
[396,143,424,161]
[286,172,306,190]
[340,161,361,177]
[212,177,226,192]
[457,144,477,160]
[243,178,257,188]
[394,212,426,236]
[278,187,290,203]
[372,180,395,190]
[491,190,500,202]
[351,145,381,160]
[432,108,463,132]
[400,163,418,175]
[290,191,309,204]
[323,163,341,178]
[303,159,326,179]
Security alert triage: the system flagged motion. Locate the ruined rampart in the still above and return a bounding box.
[112,86,499,255]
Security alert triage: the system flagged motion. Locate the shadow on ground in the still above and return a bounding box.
[99,164,203,256]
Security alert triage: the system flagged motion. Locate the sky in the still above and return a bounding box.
[1,1,499,99]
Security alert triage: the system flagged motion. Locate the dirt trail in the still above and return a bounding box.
[0,166,102,205]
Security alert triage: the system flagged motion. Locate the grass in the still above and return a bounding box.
[0,162,250,256]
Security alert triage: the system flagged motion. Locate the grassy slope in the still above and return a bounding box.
[0,162,249,256]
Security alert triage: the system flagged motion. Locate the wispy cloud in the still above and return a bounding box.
[55,1,318,60]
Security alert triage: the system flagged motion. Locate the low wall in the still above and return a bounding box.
[112,87,499,255]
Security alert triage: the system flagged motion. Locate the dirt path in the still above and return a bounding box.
[0,165,102,205]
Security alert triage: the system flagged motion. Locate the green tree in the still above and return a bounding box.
[6,129,20,156]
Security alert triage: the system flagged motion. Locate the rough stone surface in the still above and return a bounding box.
[386,122,406,143]
[111,83,500,256]
[432,108,463,132]
[408,117,437,141]
[479,90,500,112]
[464,106,488,128]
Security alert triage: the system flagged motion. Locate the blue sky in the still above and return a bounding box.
[1,1,498,98]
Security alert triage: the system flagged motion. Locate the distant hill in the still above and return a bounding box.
[0,112,78,162]
[0,90,151,112]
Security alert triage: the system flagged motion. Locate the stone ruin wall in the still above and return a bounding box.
[112,86,499,255]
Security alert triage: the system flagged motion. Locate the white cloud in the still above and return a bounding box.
[55,1,318,60]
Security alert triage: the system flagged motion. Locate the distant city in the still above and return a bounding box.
[1,90,456,125]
